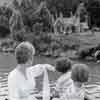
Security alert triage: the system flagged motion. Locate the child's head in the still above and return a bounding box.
[71,63,89,87]
[55,57,71,74]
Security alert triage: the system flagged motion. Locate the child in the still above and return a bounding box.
[61,63,94,100]
[54,57,73,97]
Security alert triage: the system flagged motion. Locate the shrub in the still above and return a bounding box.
[77,48,90,59]
[0,25,10,38]
[12,30,26,42]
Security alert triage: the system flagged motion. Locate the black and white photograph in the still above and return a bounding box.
[0,0,100,100]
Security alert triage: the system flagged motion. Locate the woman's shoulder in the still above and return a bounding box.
[27,64,43,73]
[8,68,20,82]
[27,64,46,78]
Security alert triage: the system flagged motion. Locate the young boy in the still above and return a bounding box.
[60,63,94,100]
[54,57,73,97]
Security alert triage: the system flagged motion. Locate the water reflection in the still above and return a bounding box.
[0,72,8,100]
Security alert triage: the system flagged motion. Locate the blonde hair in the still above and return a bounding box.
[15,41,35,64]
[71,63,89,82]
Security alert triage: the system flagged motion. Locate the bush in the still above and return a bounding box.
[12,30,26,42]
[0,25,10,38]
[32,23,43,33]
[0,6,12,38]
[1,39,15,50]
[39,33,52,44]
[77,48,92,59]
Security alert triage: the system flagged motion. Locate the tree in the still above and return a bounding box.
[0,5,12,37]
[86,0,100,28]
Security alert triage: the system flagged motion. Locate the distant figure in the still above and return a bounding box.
[74,1,88,32]
[54,13,64,35]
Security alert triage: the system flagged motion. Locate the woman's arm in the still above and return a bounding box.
[43,64,55,71]
[28,64,55,78]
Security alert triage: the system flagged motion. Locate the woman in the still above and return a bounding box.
[8,41,55,100]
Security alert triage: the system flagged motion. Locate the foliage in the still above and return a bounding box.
[12,30,26,42]
[46,0,88,17]
[47,0,72,17]
[1,0,99,58]
[0,6,12,38]
[76,43,100,59]
[0,39,15,52]
[10,0,54,33]
[86,0,100,27]
[9,10,24,33]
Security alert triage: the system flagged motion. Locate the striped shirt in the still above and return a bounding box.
[61,83,85,100]
[56,71,73,96]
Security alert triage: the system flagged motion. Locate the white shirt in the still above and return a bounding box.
[8,64,54,100]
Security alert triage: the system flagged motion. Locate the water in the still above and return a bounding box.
[0,53,100,99]
[0,53,16,99]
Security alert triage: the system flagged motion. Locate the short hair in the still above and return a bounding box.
[71,64,89,83]
[55,57,71,73]
[15,41,35,64]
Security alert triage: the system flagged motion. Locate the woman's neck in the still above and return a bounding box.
[17,64,28,80]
